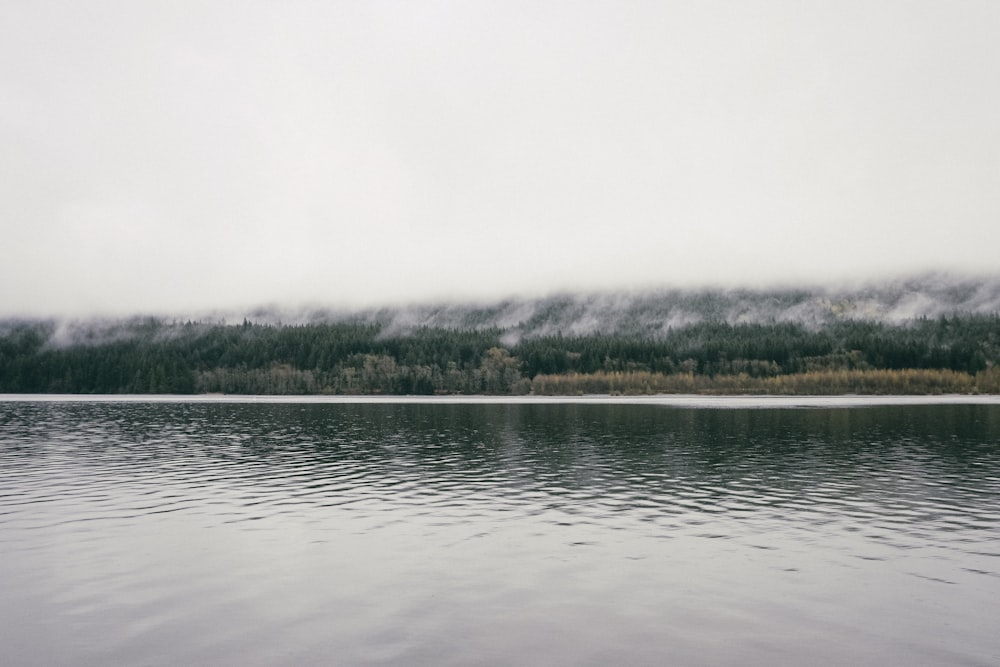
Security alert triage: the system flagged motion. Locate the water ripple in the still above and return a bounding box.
[2,401,1000,665]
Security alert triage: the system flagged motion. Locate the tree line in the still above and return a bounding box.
[0,315,998,395]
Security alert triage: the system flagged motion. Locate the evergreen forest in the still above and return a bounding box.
[2,306,999,395]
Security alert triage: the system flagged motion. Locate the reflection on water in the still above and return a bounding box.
[2,401,999,666]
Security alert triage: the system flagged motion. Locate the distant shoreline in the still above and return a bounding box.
[2,393,999,408]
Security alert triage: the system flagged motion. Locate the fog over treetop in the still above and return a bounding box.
[16,273,1000,349]
[254,273,1000,337]
[2,2,999,316]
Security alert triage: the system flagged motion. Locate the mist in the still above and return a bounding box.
[10,273,998,352]
[270,272,1000,339]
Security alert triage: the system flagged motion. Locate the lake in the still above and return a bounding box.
[2,396,999,666]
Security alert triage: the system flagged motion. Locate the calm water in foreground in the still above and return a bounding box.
[2,398,999,666]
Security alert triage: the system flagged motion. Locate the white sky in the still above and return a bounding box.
[2,1,998,316]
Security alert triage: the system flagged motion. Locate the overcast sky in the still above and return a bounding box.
[2,1,998,316]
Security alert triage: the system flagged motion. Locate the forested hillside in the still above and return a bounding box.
[3,278,1000,395]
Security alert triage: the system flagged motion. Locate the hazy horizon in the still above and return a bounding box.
[5,271,1000,333]
[3,1,999,316]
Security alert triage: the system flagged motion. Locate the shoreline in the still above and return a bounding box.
[2,393,1000,408]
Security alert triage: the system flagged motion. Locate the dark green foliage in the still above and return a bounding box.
[1,314,998,394]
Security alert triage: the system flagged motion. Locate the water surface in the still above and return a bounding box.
[2,399,999,665]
